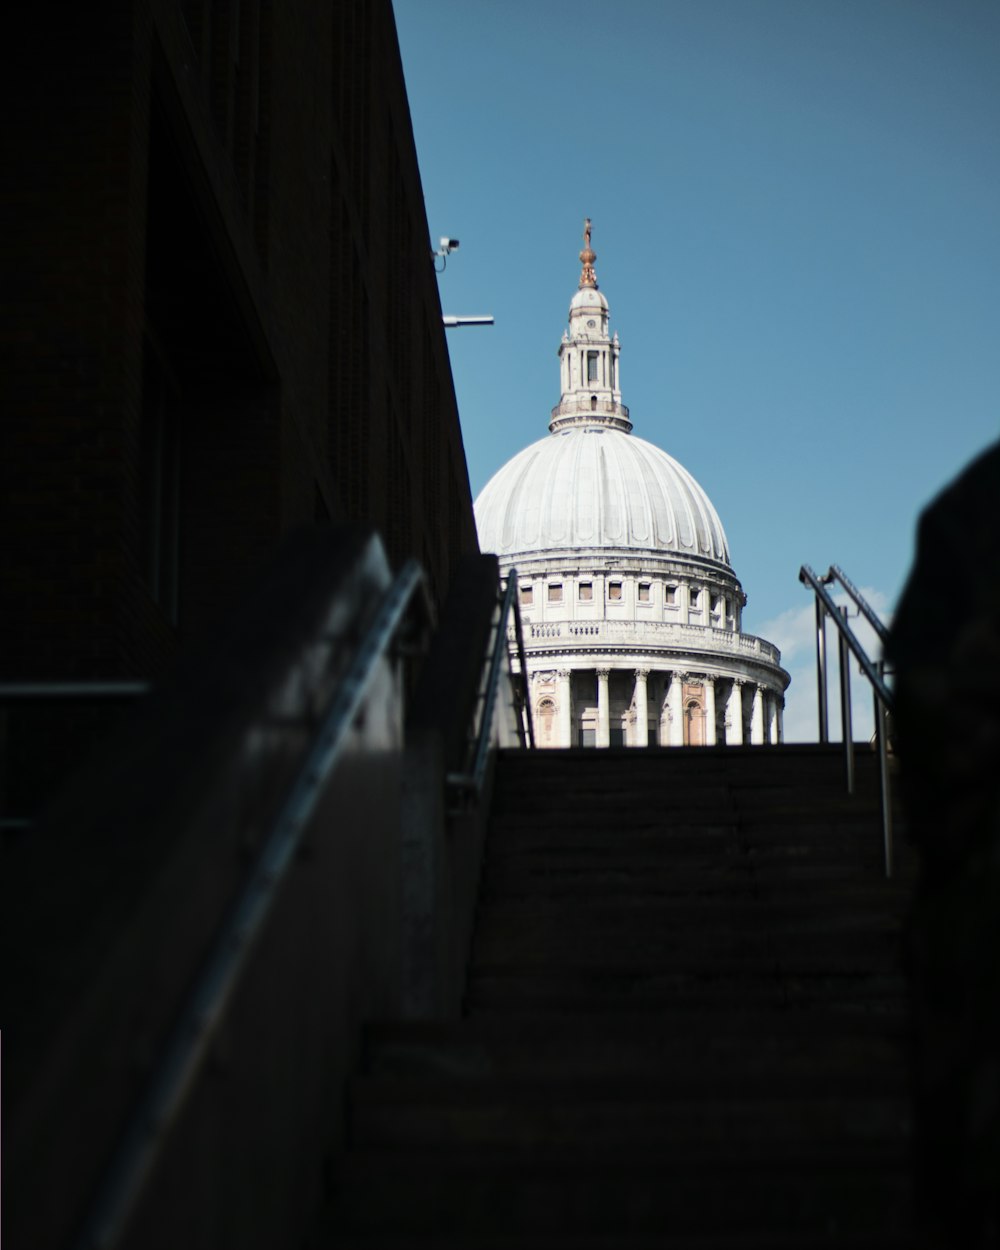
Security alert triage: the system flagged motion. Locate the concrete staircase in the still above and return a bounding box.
[333,744,917,1247]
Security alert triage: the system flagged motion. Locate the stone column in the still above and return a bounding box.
[632,668,649,747]
[750,685,765,745]
[557,669,573,747]
[767,691,779,745]
[725,679,744,745]
[704,676,717,746]
[777,696,785,744]
[667,670,684,747]
[596,668,610,748]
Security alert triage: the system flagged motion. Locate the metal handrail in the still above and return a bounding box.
[75,558,432,1250]
[448,567,535,797]
[823,565,891,647]
[799,564,895,877]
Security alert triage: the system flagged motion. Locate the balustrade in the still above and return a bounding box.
[512,618,780,664]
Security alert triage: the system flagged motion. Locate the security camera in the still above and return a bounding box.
[439,237,460,254]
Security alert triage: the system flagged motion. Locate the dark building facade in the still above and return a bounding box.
[2,0,477,690]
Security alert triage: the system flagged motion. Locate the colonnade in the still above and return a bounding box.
[534,667,783,748]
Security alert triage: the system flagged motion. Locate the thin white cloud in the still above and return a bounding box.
[758,587,893,744]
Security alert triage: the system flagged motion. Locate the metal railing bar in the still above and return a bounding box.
[838,605,855,794]
[74,558,427,1250]
[800,563,895,877]
[825,565,891,646]
[874,663,894,877]
[799,567,893,710]
[447,568,534,796]
[814,596,829,743]
[509,569,535,750]
[469,571,520,785]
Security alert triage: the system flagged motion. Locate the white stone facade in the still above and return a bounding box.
[476,224,789,747]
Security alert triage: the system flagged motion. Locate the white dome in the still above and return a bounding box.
[475,425,732,567]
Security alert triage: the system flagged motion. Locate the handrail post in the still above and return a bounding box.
[814,597,829,743]
[874,660,894,878]
[509,569,535,749]
[801,563,895,877]
[838,605,854,794]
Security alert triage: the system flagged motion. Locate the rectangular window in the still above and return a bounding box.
[711,595,721,612]
[587,351,598,382]
[608,581,622,601]
[521,586,533,605]
[578,582,593,601]
[689,586,700,608]
[580,726,596,747]
[547,583,563,603]
[665,585,677,605]
[638,583,651,603]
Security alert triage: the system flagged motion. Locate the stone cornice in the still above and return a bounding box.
[503,551,740,585]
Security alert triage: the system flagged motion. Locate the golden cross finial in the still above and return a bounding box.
[579,217,597,288]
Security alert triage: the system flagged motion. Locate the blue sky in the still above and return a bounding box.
[393,0,1000,739]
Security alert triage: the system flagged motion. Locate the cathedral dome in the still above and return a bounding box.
[475,220,731,569]
[470,221,788,752]
[475,426,732,566]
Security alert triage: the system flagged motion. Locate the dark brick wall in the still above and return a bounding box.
[2,0,476,690]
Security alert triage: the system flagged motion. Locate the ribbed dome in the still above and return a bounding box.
[475,425,732,566]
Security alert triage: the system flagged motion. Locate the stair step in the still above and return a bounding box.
[331,1236,915,1250]
[350,1081,910,1155]
[363,1012,909,1058]
[334,1152,915,1238]
[479,865,905,898]
[465,969,907,1014]
[361,1052,906,1095]
[486,823,741,848]
[331,746,917,1243]
[465,971,790,1012]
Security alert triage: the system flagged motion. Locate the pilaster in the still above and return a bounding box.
[725,679,744,746]
[633,668,649,747]
[704,675,717,746]
[750,685,765,745]
[557,669,572,747]
[596,667,610,748]
[667,670,685,747]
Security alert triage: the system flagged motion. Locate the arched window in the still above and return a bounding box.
[684,698,706,747]
[537,697,556,746]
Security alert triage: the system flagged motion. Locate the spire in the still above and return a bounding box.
[550,221,631,434]
[579,217,598,288]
